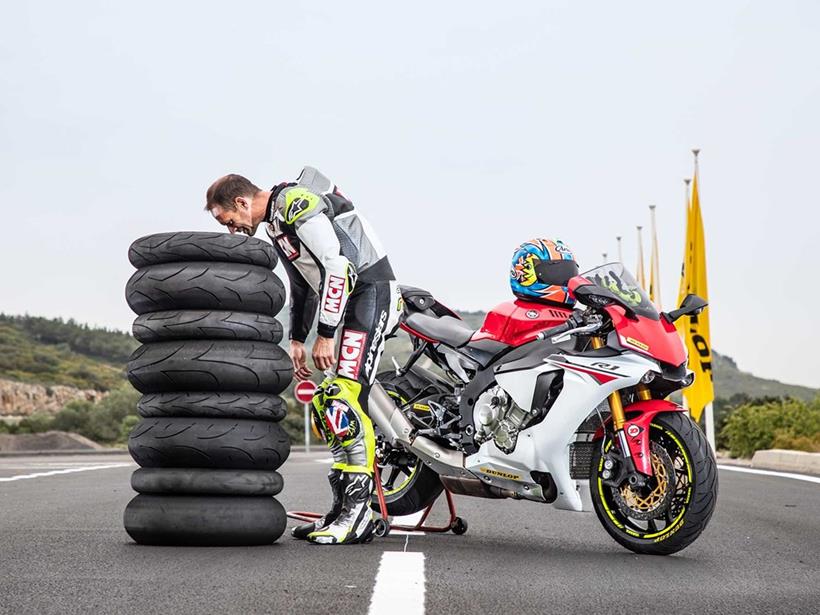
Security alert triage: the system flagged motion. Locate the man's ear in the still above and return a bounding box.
[234,196,249,210]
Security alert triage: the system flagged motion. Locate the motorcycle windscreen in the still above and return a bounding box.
[580,263,686,366]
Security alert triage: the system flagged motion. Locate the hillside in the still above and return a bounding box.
[0,314,137,391]
[0,312,815,410]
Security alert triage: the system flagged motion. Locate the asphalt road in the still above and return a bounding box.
[1,452,818,615]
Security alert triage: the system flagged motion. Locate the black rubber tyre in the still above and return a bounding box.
[127,340,293,394]
[371,370,444,516]
[590,412,718,556]
[138,392,287,422]
[131,468,283,496]
[128,231,277,269]
[124,494,286,546]
[128,417,291,470]
[133,310,283,343]
[126,262,285,316]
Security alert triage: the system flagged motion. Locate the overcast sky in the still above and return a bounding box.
[1,2,818,387]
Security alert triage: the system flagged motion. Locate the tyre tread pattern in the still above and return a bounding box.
[128,417,291,470]
[127,340,293,394]
[133,310,283,343]
[137,392,286,422]
[126,262,285,316]
[128,232,277,269]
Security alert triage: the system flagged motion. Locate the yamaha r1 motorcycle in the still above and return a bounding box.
[366,263,717,555]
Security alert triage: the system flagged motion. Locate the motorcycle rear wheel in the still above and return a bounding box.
[370,371,444,516]
[590,412,718,555]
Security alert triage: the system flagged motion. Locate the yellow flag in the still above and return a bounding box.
[676,162,714,420]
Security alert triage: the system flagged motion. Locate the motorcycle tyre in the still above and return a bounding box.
[590,411,718,556]
[127,340,293,394]
[133,310,283,344]
[128,417,291,471]
[370,371,444,516]
[124,494,286,546]
[137,392,287,422]
[128,231,277,269]
[126,262,285,316]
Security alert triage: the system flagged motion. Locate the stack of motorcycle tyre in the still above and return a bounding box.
[122,232,293,546]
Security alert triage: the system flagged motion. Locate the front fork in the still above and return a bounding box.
[591,336,654,484]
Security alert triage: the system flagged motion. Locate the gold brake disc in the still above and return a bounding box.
[612,441,676,521]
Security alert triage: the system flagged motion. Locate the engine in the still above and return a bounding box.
[473,386,539,454]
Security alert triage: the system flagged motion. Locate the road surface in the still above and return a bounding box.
[1,452,818,614]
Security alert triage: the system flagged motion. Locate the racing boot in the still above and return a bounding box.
[307,472,375,545]
[292,468,345,540]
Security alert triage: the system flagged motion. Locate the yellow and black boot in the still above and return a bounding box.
[292,469,345,540]
[307,472,375,545]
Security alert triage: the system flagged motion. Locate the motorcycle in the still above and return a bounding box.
[366,262,718,555]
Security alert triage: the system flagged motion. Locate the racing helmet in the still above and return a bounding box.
[509,238,579,306]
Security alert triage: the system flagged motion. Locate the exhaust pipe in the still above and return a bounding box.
[368,382,468,478]
[439,476,515,499]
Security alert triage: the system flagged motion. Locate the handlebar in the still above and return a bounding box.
[535,314,581,341]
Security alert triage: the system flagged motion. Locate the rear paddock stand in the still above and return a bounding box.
[287,463,468,538]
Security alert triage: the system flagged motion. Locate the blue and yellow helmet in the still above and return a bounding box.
[509,238,579,305]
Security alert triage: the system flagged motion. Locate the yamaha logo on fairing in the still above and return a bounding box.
[338,329,367,380]
[526,309,539,319]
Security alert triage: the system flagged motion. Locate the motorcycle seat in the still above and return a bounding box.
[404,312,475,348]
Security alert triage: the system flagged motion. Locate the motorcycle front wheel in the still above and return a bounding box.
[590,411,718,555]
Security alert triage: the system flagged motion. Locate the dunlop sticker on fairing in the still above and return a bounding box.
[480,467,522,481]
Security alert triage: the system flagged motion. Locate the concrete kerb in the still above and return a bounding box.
[0,448,127,457]
[751,449,820,476]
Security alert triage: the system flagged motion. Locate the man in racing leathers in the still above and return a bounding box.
[205,167,401,545]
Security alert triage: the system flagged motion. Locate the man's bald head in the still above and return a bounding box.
[204,174,261,212]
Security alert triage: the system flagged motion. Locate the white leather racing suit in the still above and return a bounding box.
[265,167,401,544]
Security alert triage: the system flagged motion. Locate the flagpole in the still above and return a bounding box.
[636,225,646,288]
[680,178,691,416]
[691,149,716,451]
[616,236,623,263]
[602,252,608,263]
[649,204,661,308]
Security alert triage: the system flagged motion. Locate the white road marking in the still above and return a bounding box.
[389,530,426,536]
[0,463,132,482]
[393,509,426,526]
[368,551,425,615]
[718,465,820,484]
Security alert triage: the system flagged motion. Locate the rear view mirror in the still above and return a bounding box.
[664,294,708,323]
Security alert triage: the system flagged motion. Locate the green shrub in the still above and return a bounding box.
[16,412,54,434]
[281,396,322,446]
[50,385,140,444]
[720,397,820,458]
[119,415,141,444]
[771,432,820,453]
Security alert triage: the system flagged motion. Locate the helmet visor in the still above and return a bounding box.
[534,259,579,286]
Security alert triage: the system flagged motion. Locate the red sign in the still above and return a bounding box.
[294,380,318,404]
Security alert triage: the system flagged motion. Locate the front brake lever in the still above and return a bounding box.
[551,322,602,344]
